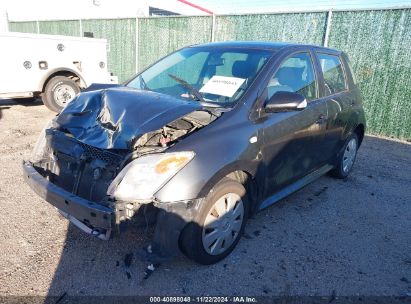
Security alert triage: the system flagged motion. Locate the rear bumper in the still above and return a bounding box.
[22,161,114,231]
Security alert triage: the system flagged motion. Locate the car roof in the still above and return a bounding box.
[192,41,341,53]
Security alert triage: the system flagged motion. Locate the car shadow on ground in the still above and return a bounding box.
[0,97,43,107]
[41,135,411,300]
[0,98,43,120]
[42,173,259,300]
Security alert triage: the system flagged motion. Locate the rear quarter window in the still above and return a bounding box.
[344,55,357,85]
[317,53,347,95]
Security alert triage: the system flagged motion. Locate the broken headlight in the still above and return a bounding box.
[107,151,195,201]
[31,119,59,163]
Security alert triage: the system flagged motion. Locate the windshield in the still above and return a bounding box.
[127,47,273,107]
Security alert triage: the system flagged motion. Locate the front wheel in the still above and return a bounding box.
[330,133,359,179]
[42,76,80,112]
[179,178,249,265]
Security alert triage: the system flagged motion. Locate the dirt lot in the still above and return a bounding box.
[0,99,410,298]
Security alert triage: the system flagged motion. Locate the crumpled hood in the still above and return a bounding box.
[56,87,202,149]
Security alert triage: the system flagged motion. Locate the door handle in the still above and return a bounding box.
[316,114,326,125]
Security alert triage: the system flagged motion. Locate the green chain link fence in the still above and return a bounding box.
[9,21,37,33]
[328,9,411,139]
[137,16,212,71]
[7,8,411,139]
[214,12,327,44]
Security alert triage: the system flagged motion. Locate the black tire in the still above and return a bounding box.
[42,76,80,112]
[179,178,249,265]
[329,133,359,179]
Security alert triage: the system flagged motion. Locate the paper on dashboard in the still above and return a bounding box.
[200,75,245,97]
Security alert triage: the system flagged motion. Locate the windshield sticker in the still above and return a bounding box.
[200,76,246,97]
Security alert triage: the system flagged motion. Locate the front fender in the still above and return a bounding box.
[153,114,261,202]
[154,158,259,202]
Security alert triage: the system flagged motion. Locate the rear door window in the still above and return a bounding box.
[317,53,347,95]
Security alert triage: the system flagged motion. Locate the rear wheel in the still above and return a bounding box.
[179,178,249,265]
[330,133,358,179]
[42,76,80,112]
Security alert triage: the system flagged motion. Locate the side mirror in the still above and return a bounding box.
[265,91,307,112]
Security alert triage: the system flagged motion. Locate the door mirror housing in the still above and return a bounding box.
[265,91,307,112]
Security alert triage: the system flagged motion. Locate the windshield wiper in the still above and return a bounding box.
[167,73,205,103]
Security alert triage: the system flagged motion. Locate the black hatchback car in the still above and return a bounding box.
[23,41,366,265]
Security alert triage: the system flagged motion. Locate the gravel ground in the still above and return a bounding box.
[0,99,410,298]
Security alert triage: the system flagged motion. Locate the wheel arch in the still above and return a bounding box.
[194,162,260,214]
[39,68,87,93]
[353,123,365,147]
[225,170,260,214]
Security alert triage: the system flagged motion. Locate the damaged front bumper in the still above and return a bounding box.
[23,161,114,239]
[23,160,202,260]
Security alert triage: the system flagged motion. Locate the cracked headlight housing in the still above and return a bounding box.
[31,119,59,163]
[107,151,195,201]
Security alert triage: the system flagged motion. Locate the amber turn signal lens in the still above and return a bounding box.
[155,156,189,174]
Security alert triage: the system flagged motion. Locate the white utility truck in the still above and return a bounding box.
[0,32,118,112]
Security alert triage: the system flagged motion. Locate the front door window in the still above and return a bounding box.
[267,52,317,101]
